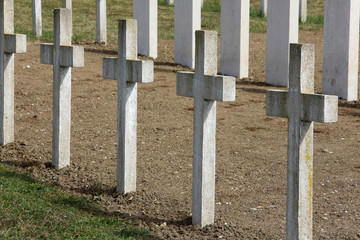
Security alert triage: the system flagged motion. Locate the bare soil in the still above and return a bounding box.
[1,30,359,239]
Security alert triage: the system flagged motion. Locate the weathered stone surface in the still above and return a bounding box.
[96,0,107,43]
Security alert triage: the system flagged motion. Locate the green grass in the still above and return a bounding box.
[0,164,153,239]
[14,0,325,43]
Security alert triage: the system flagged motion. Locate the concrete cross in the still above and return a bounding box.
[96,0,107,43]
[0,0,26,145]
[32,0,42,37]
[102,19,154,194]
[40,8,84,169]
[176,30,236,227]
[266,44,338,239]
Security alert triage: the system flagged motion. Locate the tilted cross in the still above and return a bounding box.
[102,19,154,194]
[266,44,338,240]
[0,0,26,145]
[176,30,236,227]
[40,8,84,169]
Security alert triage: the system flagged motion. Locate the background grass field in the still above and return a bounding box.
[14,0,325,43]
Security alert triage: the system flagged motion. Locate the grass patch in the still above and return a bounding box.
[14,0,326,43]
[0,164,153,239]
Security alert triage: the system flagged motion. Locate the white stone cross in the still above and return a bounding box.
[261,0,307,22]
[32,0,42,37]
[220,0,249,79]
[176,30,236,227]
[133,0,158,58]
[96,0,107,43]
[322,0,360,101]
[0,0,26,145]
[40,8,84,169]
[102,19,154,194]
[266,44,338,239]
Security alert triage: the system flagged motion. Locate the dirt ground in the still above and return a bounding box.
[1,30,359,239]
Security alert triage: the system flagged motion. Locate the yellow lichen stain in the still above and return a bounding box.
[305,133,313,220]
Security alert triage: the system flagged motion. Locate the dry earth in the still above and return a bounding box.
[1,30,359,239]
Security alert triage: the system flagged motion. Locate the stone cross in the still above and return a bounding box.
[220,0,249,79]
[40,9,84,169]
[62,0,72,9]
[265,0,298,86]
[102,19,154,194]
[0,0,26,145]
[133,0,158,58]
[322,0,360,101]
[32,0,42,37]
[266,44,338,239]
[176,30,236,227]
[174,0,201,68]
[96,0,107,43]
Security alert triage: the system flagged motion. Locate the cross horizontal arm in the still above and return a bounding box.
[40,44,84,67]
[103,58,154,83]
[127,60,154,83]
[102,57,117,80]
[4,34,26,54]
[301,93,338,123]
[203,75,235,102]
[266,90,288,118]
[176,71,194,98]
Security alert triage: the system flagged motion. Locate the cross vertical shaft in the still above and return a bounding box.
[96,0,107,43]
[52,9,72,169]
[192,31,218,227]
[117,20,138,193]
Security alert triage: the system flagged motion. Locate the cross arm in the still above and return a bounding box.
[266,90,288,118]
[203,75,235,102]
[4,34,26,53]
[126,60,154,83]
[301,94,338,123]
[176,71,194,98]
[103,58,154,83]
[40,44,84,67]
[102,57,117,80]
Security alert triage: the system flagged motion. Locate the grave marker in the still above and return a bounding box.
[265,0,298,86]
[96,0,107,43]
[102,19,154,194]
[133,0,157,58]
[266,44,338,239]
[174,0,201,68]
[40,8,84,169]
[176,30,236,227]
[32,0,42,37]
[261,0,307,22]
[0,0,26,145]
[220,0,249,79]
[322,0,360,101]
